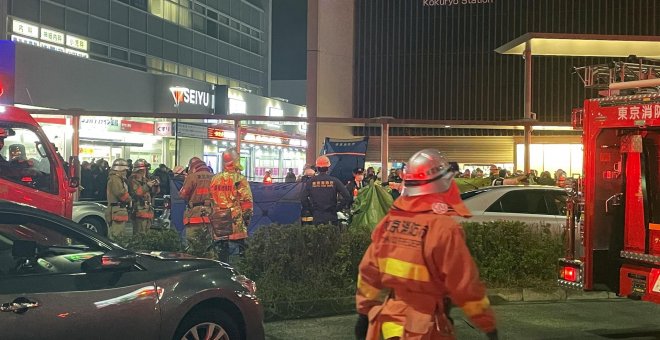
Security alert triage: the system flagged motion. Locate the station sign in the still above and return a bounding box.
[40,28,65,45]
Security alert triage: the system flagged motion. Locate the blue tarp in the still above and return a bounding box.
[169,181,303,236]
[321,137,369,184]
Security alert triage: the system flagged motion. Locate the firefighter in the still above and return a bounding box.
[301,155,352,226]
[209,148,253,262]
[346,167,366,198]
[128,159,158,235]
[179,157,214,243]
[355,149,498,340]
[105,158,132,239]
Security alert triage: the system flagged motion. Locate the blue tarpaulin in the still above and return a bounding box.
[170,181,303,236]
[321,137,369,184]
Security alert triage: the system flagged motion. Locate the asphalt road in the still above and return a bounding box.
[265,299,660,340]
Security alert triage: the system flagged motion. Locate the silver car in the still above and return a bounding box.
[456,185,568,232]
[72,200,108,236]
[0,200,265,340]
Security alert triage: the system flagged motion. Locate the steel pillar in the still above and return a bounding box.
[381,121,389,182]
[234,119,242,153]
[523,43,533,173]
[306,0,319,166]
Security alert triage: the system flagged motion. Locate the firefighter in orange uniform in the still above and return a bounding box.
[209,148,253,262]
[179,157,214,242]
[128,159,158,235]
[355,149,498,340]
[105,158,132,239]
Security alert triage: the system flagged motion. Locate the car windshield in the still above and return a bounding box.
[460,188,491,200]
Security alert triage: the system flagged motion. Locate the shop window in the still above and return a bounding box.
[0,126,56,194]
[206,20,218,38]
[163,61,178,74]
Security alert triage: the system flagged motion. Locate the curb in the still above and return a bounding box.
[487,288,625,304]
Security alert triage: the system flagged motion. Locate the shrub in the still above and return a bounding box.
[462,221,563,288]
[114,229,182,252]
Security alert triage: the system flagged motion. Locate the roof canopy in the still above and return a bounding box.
[495,33,660,58]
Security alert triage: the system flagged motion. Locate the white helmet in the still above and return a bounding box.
[402,149,455,197]
[111,158,129,172]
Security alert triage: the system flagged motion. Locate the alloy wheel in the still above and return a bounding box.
[181,322,229,340]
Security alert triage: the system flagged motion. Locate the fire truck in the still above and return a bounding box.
[558,58,660,303]
[0,105,79,218]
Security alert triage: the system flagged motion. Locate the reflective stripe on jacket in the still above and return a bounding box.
[356,182,496,339]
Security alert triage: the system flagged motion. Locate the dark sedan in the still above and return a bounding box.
[0,200,264,340]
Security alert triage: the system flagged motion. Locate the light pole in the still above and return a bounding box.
[170,86,185,167]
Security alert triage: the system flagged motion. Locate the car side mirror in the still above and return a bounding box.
[81,250,137,273]
[12,240,38,259]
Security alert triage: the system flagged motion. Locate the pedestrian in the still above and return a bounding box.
[152,164,172,196]
[537,171,556,186]
[209,148,253,263]
[492,169,523,186]
[128,159,158,235]
[355,149,498,340]
[346,167,366,198]
[364,167,377,183]
[105,159,132,239]
[285,168,297,183]
[299,165,316,225]
[301,155,352,226]
[263,169,273,184]
[463,168,471,178]
[179,157,214,245]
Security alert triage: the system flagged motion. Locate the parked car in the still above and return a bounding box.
[72,200,108,236]
[0,200,264,340]
[456,185,568,232]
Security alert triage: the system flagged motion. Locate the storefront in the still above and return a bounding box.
[0,41,308,180]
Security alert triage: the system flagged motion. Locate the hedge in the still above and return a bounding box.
[116,220,563,320]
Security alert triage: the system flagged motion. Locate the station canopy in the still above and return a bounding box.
[495,33,660,58]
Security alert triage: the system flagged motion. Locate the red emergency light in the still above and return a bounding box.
[561,266,577,282]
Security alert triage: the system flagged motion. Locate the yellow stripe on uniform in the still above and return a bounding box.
[461,296,491,317]
[382,321,404,339]
[357,275,382,300]
[378,258,430,282]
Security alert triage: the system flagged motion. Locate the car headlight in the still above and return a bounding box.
[232,274,257,295]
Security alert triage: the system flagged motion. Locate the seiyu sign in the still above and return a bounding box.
[155,75,214,114]
[170,86,211,107]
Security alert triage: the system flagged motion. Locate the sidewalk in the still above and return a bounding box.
[487,287,622,304]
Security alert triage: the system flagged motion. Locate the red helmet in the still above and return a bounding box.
[315,155,331,168]
[222,148,240,171]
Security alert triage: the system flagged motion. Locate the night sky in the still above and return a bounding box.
[271,0,307,81]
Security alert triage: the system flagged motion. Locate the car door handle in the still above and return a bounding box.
[0,297,40,314]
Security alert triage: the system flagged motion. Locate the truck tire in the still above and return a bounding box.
[79,216,108,237]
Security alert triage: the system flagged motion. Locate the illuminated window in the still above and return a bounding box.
[178,65,192,77]
[146,56,163,70]
[216,76,228,85]
[179,6,191,28]
[229,79,239,88]
[149,0,164,18]
[163,61,178,74]
[193,68,205,81]
[205,73,217,84]
[163,0,178,24]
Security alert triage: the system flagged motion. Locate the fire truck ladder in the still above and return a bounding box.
[573,57,660,96]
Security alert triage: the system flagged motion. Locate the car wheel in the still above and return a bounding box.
[174,308,240,340]
[79,216,108,236]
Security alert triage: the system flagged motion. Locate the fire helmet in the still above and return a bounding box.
[222,148,241,171]
[133,158,149,171]
[111,158,129,172]
[315,155,331,168]
[0,127,7,138]
[188,157,207,173]
[402,149,455,197]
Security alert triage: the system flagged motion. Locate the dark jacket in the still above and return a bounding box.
[301,172,352,225]
[346,179,366,197]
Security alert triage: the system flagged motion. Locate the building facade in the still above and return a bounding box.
[350,0,660,173]
[3,0,269,94]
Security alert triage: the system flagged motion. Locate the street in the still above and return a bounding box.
[265,299,660,339]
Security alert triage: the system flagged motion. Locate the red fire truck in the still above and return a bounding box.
[559,59,660,303]
[0,105,79,218]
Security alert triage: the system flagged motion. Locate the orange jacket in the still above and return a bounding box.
[356,182,496,340]
[209,170,253,240]
[179,167,213,225]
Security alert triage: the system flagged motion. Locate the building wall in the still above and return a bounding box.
[354,0,660,133]
[7,0,268,94]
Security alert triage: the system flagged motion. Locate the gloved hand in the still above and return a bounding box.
[354,314,369,340]
[486,330,499,340]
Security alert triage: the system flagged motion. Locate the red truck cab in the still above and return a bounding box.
[0,105,78,218]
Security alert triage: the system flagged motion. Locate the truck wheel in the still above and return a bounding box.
[79,216,108,237]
